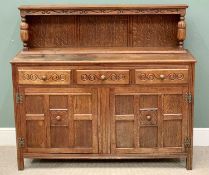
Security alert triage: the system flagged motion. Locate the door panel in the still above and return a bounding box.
[162,94,186,148]
[114,95,135,149]
[74,121,92,148]
[50,126,69,148]
[111,87,188,154]
[163,121,182,147]
[139,127,158,148]
[116,121,134,148]
[26,120,45,148]
[115,95,134,115]
[20,88,98,153]
[49,95,68,109]
[25,95,44,114]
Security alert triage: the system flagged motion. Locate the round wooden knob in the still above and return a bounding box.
[56,116,61,121]
[159,74,165,80]
[100,75,106,81]
[41,75,47,81]
[146,115,152,121]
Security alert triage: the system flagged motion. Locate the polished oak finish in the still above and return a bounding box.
[11,4,195,170]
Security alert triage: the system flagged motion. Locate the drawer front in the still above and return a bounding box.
[76,70,130,85]
[18,69,71,85]
[135,69,188,84]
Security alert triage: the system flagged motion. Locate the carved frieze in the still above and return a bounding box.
[20,8,186,16]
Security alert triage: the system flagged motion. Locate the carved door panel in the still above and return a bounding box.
[20,87,98,153]
[110,87,188,154]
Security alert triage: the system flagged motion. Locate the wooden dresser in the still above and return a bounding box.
[11,4,196,170]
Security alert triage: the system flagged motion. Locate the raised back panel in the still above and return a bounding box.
[27,15,179,48]
[79,16,128,47]
[28,16,77,48]
[132,15,178,47]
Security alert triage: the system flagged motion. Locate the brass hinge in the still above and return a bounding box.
[184,137,191,148]
[16,93,23,104]
[18,138,25,148]
[185,93,192,103]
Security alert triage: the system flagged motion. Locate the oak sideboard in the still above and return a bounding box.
[11,4,196,170]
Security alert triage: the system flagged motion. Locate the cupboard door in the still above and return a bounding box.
[162,94,188,149]
[111,87,188,154]
[21,95,46,149]
[20,88,98,153]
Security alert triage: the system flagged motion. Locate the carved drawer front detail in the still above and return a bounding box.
[76,70,130,84]
[135,69,188,84]
[139,110,158,125]
[18,69,71,85]
[50,110,68,126]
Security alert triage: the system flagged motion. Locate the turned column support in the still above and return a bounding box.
[20,16,29,51]
[177,15,186,49]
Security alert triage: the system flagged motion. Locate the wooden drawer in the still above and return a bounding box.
[18,68,71,85]
[135,69,188,84]
[76,70,130,84]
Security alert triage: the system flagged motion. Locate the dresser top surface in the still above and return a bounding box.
[19,4,188,10]
[12,51,195,64]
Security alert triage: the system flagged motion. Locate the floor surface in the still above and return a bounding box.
[0,146,208,175]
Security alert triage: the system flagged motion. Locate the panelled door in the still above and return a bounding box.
[110,86,189,154]
[19,87,98,153]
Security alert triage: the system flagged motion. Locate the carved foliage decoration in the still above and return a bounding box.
[18,70,71,85]
[138,73,184,81]
[20,8,185,16]
[22,73,68,82]
[81,73,126,81]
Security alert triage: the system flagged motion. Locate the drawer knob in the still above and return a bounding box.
[56,116,61,121]
[100,75,106,81]
[41,75,47,81]
[159,74,165,80]
[146,115,152,121]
